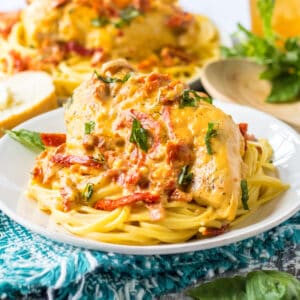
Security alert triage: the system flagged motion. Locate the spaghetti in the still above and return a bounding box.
[0,0,219,98]
[26,60,288,245]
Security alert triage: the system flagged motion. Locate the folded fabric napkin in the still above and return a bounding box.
[0,211,299,300]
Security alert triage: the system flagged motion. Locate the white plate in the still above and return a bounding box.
[0,101,300,255]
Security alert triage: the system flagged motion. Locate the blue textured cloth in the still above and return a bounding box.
[0,210,300,300]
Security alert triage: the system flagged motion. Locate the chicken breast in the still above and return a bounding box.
[22,0,202,59]
[63,59,245,222]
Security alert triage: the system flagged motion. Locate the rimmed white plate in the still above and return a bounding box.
[0,100,299,255]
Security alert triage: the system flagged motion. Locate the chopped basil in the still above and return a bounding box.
[82,183,94,201]
[241,179,249,210]
[91,17,109,27]
[94,153,105,164]
[114,7,141,28]
[84,121,96,135]
[4,129,45,153]
[205,122,217,155]
[129,118,149,152]
[179,90,212,108]
[91,7,141,29]
[178,165,193,190]
[94,70,131,84]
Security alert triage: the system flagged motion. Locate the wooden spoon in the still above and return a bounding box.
[200,58,300,131]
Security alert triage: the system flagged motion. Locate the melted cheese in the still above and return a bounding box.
[63,60,244,221]
[22,0,203,60]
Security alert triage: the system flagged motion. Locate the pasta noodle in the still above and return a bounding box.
[27,139,288,244]
[0,0,219,98]
[26,60,288,245]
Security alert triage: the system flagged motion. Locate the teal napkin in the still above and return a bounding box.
[0,211,299,300]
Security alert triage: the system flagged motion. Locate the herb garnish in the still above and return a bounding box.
[82,183,94,201]
[178,165,193,190]
[205,122,217,155]
[91,17,109,27]
[94,70,131,84]
[115,7,141,28]
[241,179,249,210]
[91,7,141,29]
[84,121,95,135]
[188,270,300,300]
[222,0,300,103]
[93,153,105,164]
[4,129,45,153]
[179,90,212,108]
[129,118,149,152]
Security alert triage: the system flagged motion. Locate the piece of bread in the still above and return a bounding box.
[0,71,57,136]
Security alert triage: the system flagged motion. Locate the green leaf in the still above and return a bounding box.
[82,183,94,201]
[257,0,275,41]
[241,179,249,210]
[221,2,300,103]
[94,153,106,164]
[259,65,281,80]
[266,75,300,103]
[205,122,217,155]
[129,118,149,152]
[179,90,212,108]
[114,7,141,28]
[187,271,300,300]
[188,276,247,300]
[4,129,45,153]
[91,17,109,27]
[94,70,131,84]
[178,165,193,190]
[84,121,95,134]
[246,270,300,300]
[285,37,300,51]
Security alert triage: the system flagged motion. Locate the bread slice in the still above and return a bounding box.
[0,71,57,136]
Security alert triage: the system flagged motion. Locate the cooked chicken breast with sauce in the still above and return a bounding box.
[61,59,245,222]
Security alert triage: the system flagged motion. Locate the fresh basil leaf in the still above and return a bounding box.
[4,129,45,153]
[82,183,94,201]
[205,122,217,155]
[259,65,281,80]
[246,270,300,300]
[178,165,193,190]
[179,90,212,108]
[188,276,247,300]
[91,17,109,27]
[267,75,300,103]
[84,121,95,134]
[187,270,300,300]
[129,118,149,152]
[115,7,141,28]
[285,37,300,52]
[241,179,249,210]
[94,70,131,84]
[222,2,300,103]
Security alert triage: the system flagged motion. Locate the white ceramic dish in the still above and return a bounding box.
[0,101,299,255]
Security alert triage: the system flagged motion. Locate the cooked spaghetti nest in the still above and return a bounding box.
[27,60,288,245]
[0,0,219,98]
